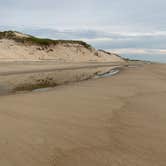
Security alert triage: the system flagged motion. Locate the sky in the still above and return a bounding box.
[0,0,166,61]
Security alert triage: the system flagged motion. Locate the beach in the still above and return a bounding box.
[0,62,166,165]
[0,61,124,94]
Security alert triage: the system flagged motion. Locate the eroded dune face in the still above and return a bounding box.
[0,31,124,62]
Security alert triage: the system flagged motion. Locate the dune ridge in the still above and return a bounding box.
[0,31,124,62]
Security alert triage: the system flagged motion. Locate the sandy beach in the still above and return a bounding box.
[0,62,166,165]
[1,0,166,165]
[0,61,124,94]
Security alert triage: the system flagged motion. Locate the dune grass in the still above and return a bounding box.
[0,31,92,49]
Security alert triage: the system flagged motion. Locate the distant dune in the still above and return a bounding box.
[0,31,124,62]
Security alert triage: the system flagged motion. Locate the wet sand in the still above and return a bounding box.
[0,63,166,166]
[0,62,123,94]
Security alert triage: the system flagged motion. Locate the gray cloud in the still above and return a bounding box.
[0,0,166,61]
[1,26,165,51]
[0,0,166,30]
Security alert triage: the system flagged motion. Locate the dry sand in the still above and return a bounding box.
[0,62,166,166]
[0,39,123,62]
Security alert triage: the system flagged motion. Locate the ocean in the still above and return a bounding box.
[121,54,166,63]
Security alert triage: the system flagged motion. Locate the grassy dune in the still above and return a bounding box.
[0,31,92,49]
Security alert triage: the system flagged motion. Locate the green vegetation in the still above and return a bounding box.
[0,31,18,39]
[13,77,58,91]
[14,82,58,91]
[98,49,112,55]
[0,31,92,49]
[122,57,141,62]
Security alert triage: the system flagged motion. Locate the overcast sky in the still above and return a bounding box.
[0,0,166,30]
[0,0,166,59]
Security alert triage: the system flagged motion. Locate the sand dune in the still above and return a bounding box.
[0,31,124,62]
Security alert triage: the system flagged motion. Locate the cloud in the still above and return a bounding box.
[108,48,166,55]
[0,0,166,31]
[0,0,165,61]
[1,26,166,57]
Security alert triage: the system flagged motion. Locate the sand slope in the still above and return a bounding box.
[0,31,123,62]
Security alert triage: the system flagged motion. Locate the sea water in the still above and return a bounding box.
[121,54,166,63]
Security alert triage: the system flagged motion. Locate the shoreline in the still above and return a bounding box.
[0,60,152,96]
[0,62,126,96]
